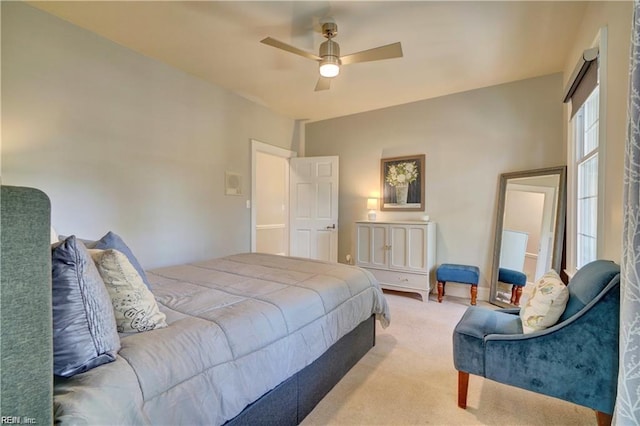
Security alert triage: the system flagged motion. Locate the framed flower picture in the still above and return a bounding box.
[380,154,425,211]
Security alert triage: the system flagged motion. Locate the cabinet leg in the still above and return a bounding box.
[470,284,477,305]
[437,281,445,303]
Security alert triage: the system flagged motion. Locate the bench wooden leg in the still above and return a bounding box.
[595,411,612,426]
[437,281,445,303]
[458,371,469,409]
[510,285,524,305]
[470,284,477,305]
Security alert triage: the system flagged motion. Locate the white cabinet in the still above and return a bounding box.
[356,221,436,302]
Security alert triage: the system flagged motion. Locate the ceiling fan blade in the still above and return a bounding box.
[260,37,321,61]
[340,42,403,65]
[315,77,331,91]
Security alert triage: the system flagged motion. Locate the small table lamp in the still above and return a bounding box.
[367,198,378,221]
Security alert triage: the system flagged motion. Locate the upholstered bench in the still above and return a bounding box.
[437,264,480,305]
[498,267,527,306]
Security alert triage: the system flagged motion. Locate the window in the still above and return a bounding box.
[563,37,604,275]
[574,87,599,269]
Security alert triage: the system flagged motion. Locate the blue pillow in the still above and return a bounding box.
[90,231,150,289]
[52,236,120,377]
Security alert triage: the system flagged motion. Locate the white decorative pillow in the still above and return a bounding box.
[89,249,167,333]
[50,227,59,244]
[519,270,569,334]
[518,282,537,307]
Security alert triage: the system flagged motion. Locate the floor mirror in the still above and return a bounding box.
[489,166,567,308]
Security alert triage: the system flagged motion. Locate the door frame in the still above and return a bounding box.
[250,139,297,253]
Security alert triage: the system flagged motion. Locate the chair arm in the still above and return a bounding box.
[495,308,520,315]
[485,318,563,342]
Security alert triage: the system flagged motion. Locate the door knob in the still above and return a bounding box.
[326,224,336,229]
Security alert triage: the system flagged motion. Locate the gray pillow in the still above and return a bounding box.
[52,236,120,377]
[89,231,150,289]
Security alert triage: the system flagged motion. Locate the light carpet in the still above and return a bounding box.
[302,291,594,426]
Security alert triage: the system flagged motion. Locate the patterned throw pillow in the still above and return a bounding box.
[519,270,569,334]
[90,231,151,289]
[89,249,167,333]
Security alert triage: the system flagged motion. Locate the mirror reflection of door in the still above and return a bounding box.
[490,167,566,308]
[503,181,558,282]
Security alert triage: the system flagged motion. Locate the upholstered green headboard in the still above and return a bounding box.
[1,186,53,424]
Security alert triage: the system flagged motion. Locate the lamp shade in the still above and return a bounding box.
[367,198,378,210]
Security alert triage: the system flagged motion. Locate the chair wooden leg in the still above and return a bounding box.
[437,281,445,303]
[510,285,517,304]
[458,371,469,409]
[595,411,612,426]
[470,284,477,305]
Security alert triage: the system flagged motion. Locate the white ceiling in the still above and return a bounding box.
[29,1,587,122]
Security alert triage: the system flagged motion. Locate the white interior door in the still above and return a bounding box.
[290,156,339,262]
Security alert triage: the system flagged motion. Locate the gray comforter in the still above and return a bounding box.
[54,253,390,425]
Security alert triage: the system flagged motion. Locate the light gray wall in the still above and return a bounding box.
[1,2,297,269]
[305,73,564,294]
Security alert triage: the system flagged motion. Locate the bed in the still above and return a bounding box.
[0,185,389,425]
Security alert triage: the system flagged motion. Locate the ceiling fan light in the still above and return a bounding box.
[319,63,340,78]
[319,56,340,78]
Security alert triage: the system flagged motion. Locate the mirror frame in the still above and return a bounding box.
[489,166,567,308]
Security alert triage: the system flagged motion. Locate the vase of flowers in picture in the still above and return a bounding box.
[385,161,418,205]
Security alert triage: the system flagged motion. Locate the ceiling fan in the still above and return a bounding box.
[261,20,403,91]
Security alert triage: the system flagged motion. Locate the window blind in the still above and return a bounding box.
[563,47,599,118]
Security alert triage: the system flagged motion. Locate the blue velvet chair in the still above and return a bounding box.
[453,260,620,425]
